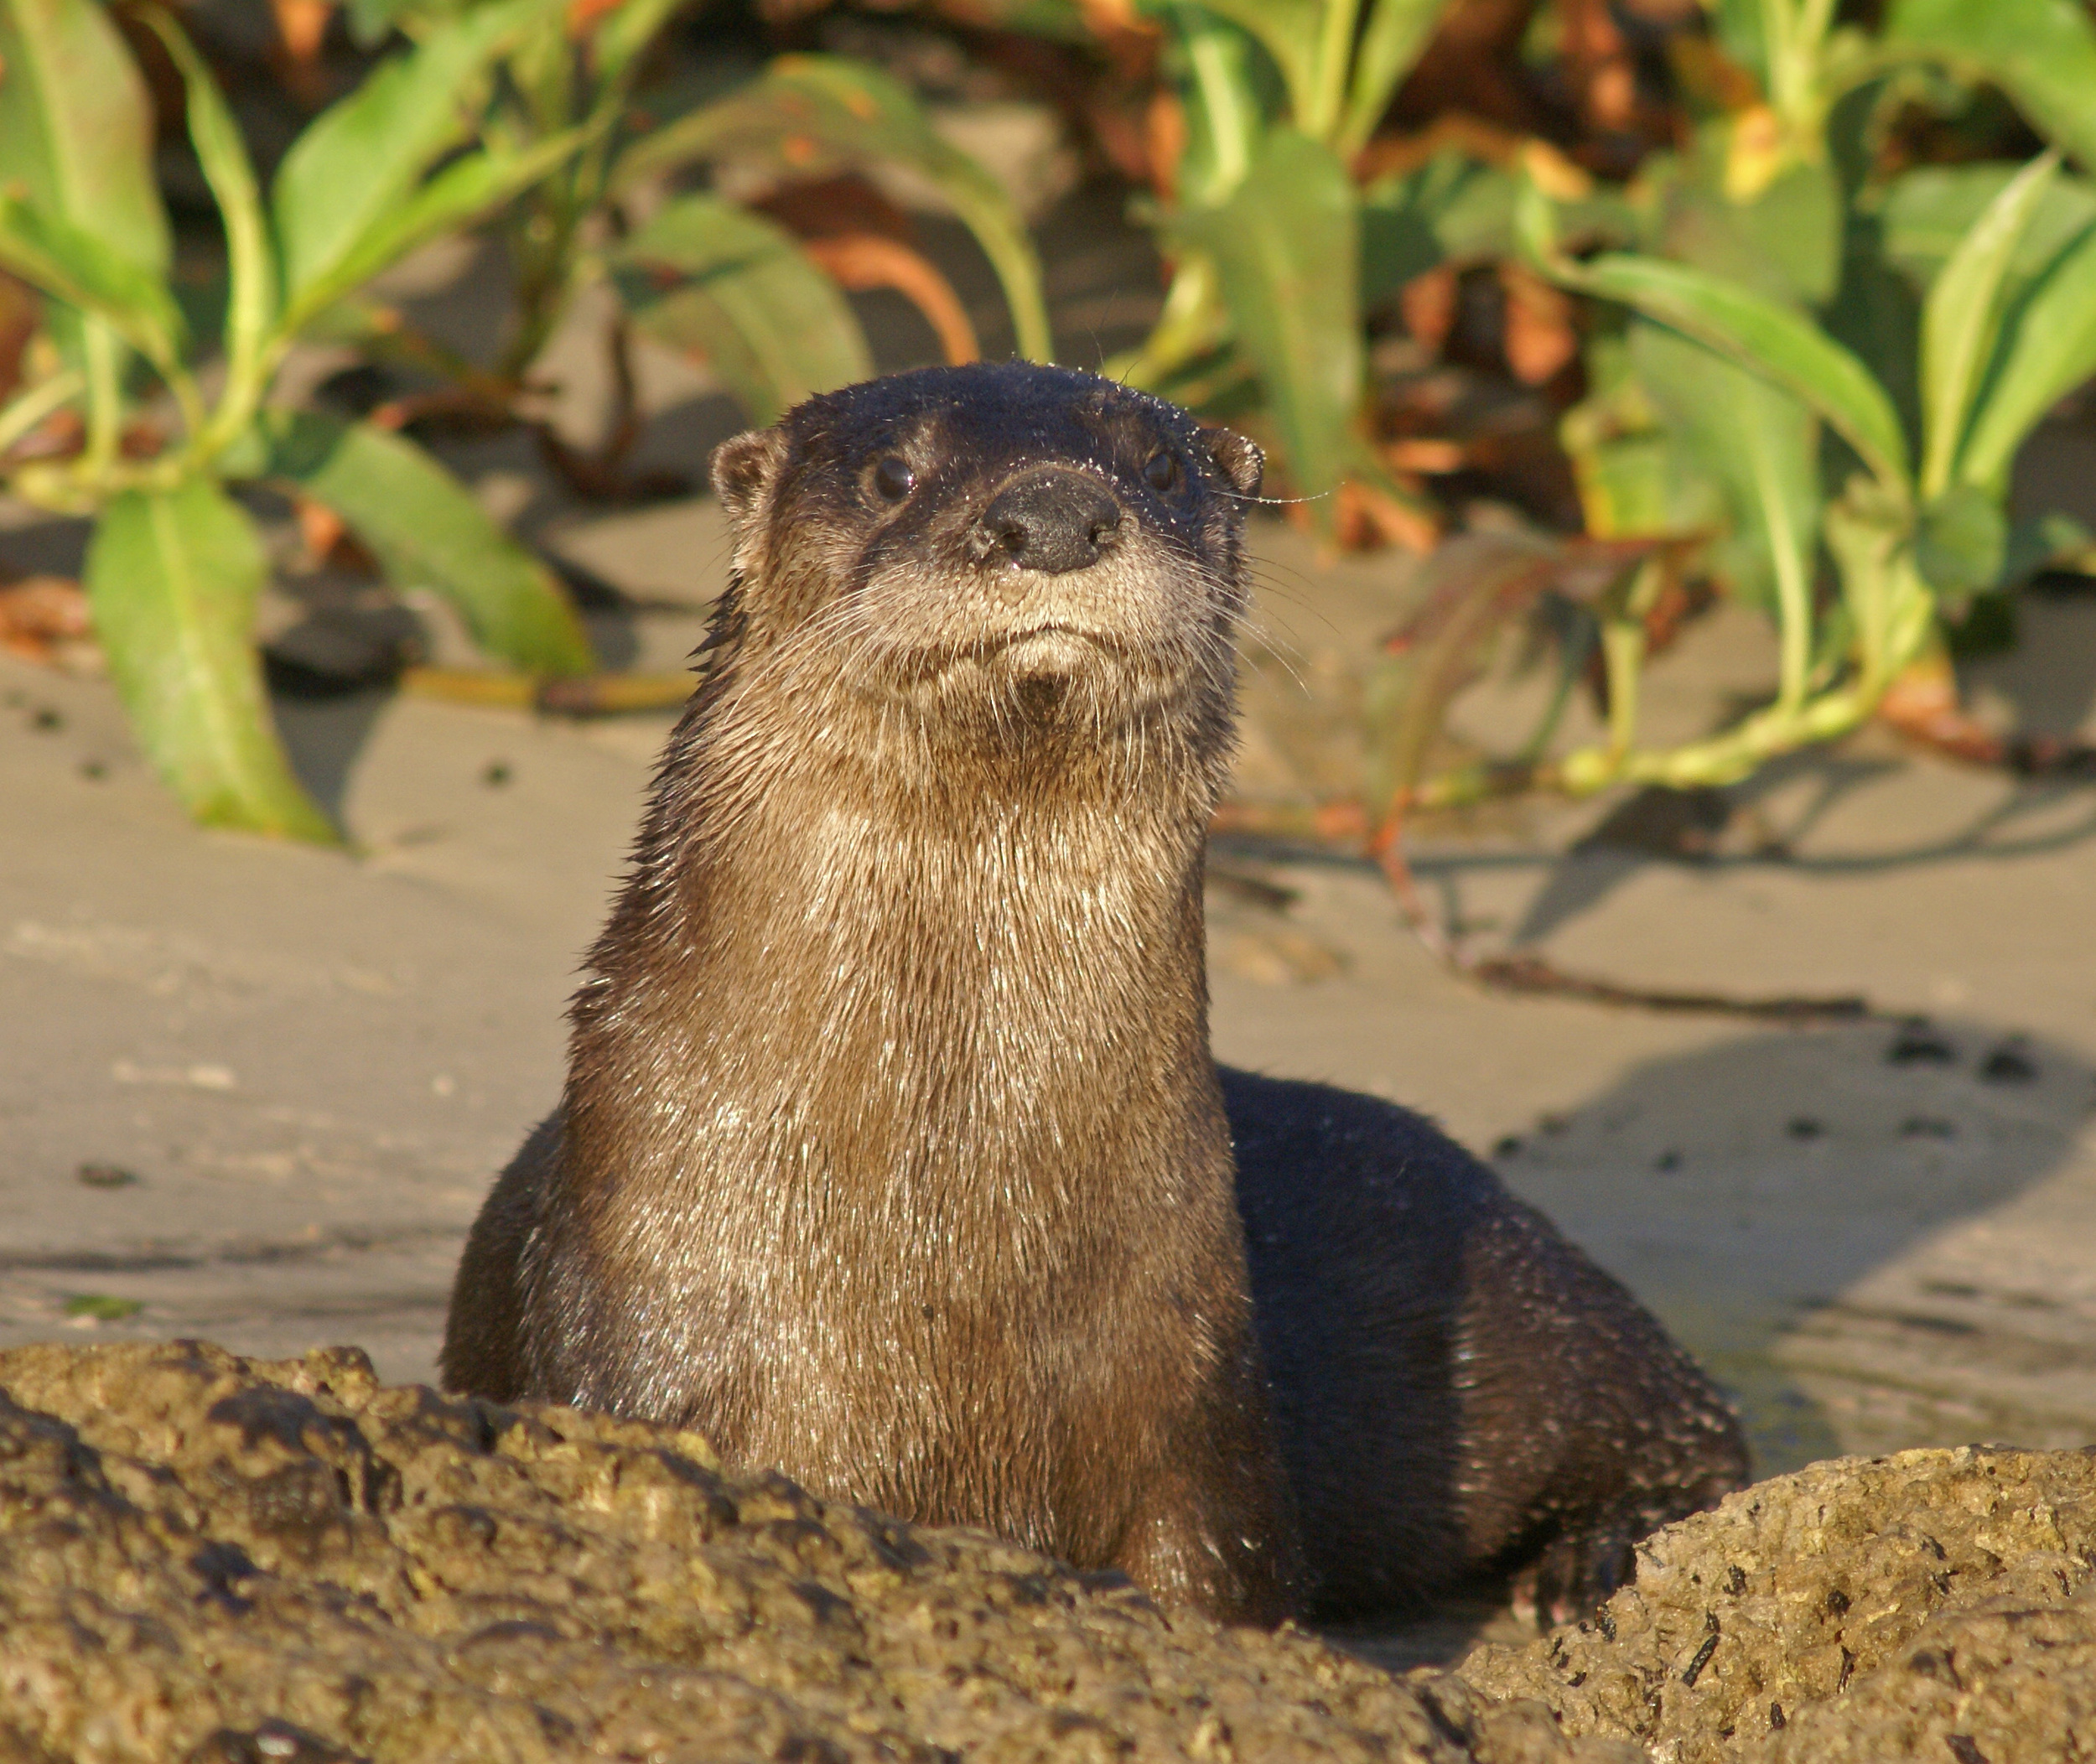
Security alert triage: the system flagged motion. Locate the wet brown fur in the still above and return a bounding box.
[443,362,1747,1626]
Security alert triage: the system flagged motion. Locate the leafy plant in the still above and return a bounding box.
[0,0,594,840]
[340,0,1052,473]
[1101,0,1470,540]
[1369,0,2096,836]
[1516,149,2096,793]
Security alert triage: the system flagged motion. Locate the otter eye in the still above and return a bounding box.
[873,456,916,502]
[1143,449,1181,494]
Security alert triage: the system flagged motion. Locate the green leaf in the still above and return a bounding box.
[1884,0,2096,172]
[1700,0,1769,91]
[137,9,275,423]
[615,195,872,426]
[1881,163,2096,288]
[63,1294,142,1320]
[1358,191,1445,309]
[280,129,589,333]
[613,54,1052,361]
[589,0,690,84]
[1917,151,2057,499]
[2001,509,2095,582]
[86,480,335,842]
[1658,152,1842,306]
[1631,321,1820,619]
[258,411,594,677]
[1559,335,1721,541]
[1914,482,2007,596]
[1175,129,1362,527]
[1359,154,1519,303]
[1954,215,2096,495]
[345,0,421,46]
[1340,0,1452,156]
[0,192,185,371]
[1529,215,1912,493]
[1186,0,1325,128]
[272,0,558,312]
[1167,5,1265,205]
[0,0,169,276]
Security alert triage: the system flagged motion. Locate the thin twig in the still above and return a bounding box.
[1466,953,1873,1022]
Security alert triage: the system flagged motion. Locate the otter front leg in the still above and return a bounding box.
[1094,1327,1306,1626]
[1108,1452,1304,1626]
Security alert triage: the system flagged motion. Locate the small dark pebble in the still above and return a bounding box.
[1901,1116,1959,1139]
[1769,1704,1785,1730]
[1888,1019,1958,1066]
[1679,1629,1720,1686]
[75,1162,140,1189]
[1978,1040,2037,1084]
[1492,1135,1523,1159]
[1653,1149,1682,1172]
[482,760,512,788]
[1786,1116,1823,1140]
[1946,1736,1990,1764]
[79,758,106,781]
[29,705,62,731]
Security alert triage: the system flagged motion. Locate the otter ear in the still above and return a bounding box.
[710,427,791,531]
[1203,427,1263,499]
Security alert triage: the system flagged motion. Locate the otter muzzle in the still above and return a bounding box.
[970,469,1124,575]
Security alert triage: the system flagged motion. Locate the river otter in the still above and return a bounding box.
[442,361,1748,1627]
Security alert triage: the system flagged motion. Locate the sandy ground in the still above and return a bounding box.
[4,180,2096,1673]
[7,499,2093,1471]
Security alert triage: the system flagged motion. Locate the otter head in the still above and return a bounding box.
[706,363,1263,755]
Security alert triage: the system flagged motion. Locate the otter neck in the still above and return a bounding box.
[575,672,1231,1234]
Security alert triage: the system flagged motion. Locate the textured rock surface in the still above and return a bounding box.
[0,1341,1620,1764]
[4,1342,2091,1762]
[1450,1446,2096,1763]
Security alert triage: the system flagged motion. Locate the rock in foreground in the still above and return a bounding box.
[1455,1445,2096,1762]
[0,1341,1601,1764]
[1,1341,2090,1762]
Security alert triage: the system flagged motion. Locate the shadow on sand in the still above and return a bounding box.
[1485,1016,2092,1474]
[1331,1014,2092,1675]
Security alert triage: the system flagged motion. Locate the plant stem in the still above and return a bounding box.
[80,320,124,478]
[1307,0,1365,141]
[1756,441,1813,713]
[1601,616,1644,756]
[1559,683,1865,793]
[1599,562,1665,761]
[1513,616,1592,766]
[1178,7,1257,195]
[1113,255,1227,389]
[0,371,83,457]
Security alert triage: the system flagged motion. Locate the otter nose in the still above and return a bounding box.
[972,469,1123,573]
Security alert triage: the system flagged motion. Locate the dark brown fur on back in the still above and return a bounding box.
[443,362,1747,1626]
